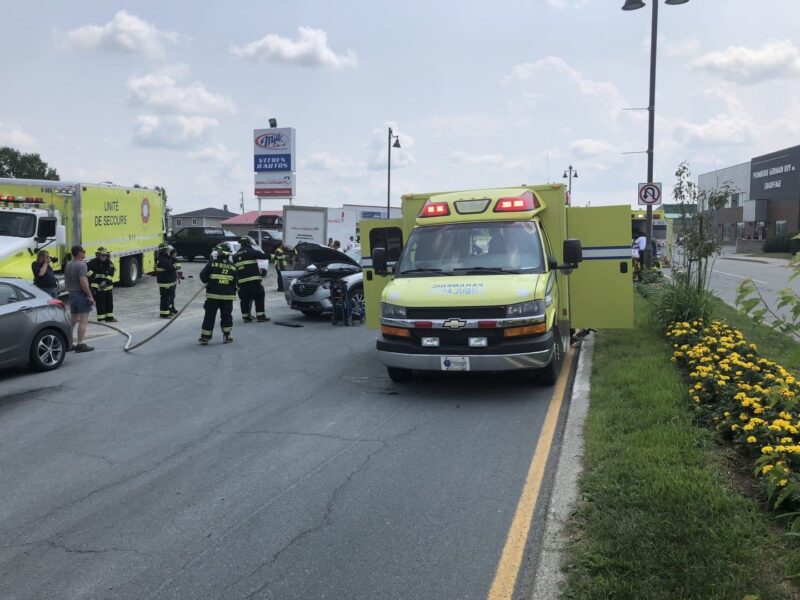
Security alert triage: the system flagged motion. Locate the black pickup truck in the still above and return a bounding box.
[168,226,239,260]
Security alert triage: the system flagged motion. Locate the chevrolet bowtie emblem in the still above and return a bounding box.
[442,318,467,330]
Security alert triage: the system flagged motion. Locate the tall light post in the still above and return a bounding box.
[562,165,578,197]
[622,0,689,267]
[387,127,401,220]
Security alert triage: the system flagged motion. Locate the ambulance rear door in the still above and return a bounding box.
[567,205,634,329]
[360,218,405,329]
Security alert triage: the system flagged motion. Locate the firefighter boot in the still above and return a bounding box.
[223,333,234,344]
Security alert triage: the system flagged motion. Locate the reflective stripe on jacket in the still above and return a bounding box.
[234,246,266,286]
[200,259,237,300]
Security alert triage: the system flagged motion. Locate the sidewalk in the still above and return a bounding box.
[717,244,792,267]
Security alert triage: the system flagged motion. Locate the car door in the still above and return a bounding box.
[360,219,405,329]
[567,205,634,329]
[0,282,33,367]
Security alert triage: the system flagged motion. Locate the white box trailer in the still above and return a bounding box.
[283,206,327,247]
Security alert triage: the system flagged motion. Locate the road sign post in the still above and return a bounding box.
[637,182,662,269]
[638,182,662,206]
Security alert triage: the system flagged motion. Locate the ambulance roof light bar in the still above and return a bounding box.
[0,196,44,203]
[419,200,451,218]
[494,190,539,212]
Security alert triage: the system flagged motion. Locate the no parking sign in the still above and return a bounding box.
[638,182,662,206]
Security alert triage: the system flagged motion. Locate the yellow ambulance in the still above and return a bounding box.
[360,184,633,384]
[0,178,164,287]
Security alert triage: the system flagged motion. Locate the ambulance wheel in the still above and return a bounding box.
[120,257,140,287]
[387,367,413,383]
[537,327,564,386]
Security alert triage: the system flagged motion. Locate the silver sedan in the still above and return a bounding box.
[0,278,72,372]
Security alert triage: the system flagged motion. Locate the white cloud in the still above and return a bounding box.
[450,151,529,170]
[230,27,357,69]
[691,40,800,84]
[61,10,180,59]
[128,70,235,115]
[132,115,218,148]
[504,56,629,121]
[305,152,363,172]
[665,37,701,57]
[367,122,415,171]
[0,122,36,151]
[189,144,237,163]
[425,114,505,137]
[672,113,756,147]
[568,138,618,160]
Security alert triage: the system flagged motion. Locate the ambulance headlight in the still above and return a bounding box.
[381,303,407,318]
[506,300,545,318]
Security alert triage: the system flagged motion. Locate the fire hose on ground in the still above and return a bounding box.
[87,285,206,352]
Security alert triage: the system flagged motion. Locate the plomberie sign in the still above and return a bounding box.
[750,145,800,202]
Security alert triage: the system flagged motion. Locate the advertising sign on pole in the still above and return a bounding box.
[638,182,662,206]
[253,127,295,172]
[255,173,295,198]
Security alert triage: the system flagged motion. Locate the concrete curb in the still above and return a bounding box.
[531,334,594,600]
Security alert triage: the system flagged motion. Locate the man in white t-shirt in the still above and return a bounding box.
[346,236,355,251]
[635,232,647,259]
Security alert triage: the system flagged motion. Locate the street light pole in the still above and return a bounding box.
[562,165,578,197]
[645,0,658,269]
[623,0,689,267]
[386,127,400,220]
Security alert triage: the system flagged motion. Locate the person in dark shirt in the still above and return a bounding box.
[31,250,58,298]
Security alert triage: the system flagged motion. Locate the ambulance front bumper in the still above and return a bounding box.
[376,332,554,372]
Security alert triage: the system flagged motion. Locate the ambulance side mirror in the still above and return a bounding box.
[372,247,388,274]
[36,217,57,243]
[562,239,583,267]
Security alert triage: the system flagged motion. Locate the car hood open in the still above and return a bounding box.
[294,243,360,268]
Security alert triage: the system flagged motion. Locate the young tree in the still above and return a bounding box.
[0,146,59,180]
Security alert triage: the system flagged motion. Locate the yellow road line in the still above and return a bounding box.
[487,349,576,600]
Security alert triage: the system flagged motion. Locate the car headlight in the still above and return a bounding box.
[506,300,545,318]
[322,282,331,289]
[381,303,407,318]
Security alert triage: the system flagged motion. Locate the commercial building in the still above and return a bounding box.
[699,144,800,244]
[169,206,238,231]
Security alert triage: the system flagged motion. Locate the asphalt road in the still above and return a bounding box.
[0,263,564,600]
[708,250,800,320]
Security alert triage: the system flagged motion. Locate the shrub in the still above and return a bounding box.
[763,235,792,253]
[650,270,714,331]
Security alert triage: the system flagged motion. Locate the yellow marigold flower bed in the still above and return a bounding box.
[668,318,800,508]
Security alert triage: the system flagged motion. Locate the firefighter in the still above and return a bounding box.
[156,243,177,319]
[271,244,291,292]
[87,247,116,322]
[234,236,269,322]
[199,243,237,345]
[170,248,185,283]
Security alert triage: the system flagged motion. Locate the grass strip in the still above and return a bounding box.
[562,295,800,600]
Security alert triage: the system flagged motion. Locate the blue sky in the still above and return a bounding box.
[2,0,799,213]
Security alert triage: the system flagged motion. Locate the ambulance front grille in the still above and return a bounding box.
[405,307,506,320]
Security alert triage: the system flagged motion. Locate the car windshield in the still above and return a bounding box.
[395,221,545,277]
[0,212,36,238]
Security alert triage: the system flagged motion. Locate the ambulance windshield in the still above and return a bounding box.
[396,221,544,276]
[0,212,36,238]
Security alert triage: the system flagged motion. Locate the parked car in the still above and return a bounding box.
[168,226,239,261]
[0,278,72,372]
[284,244,364,316]
[247,228,284,255]
[216,241,270,276]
